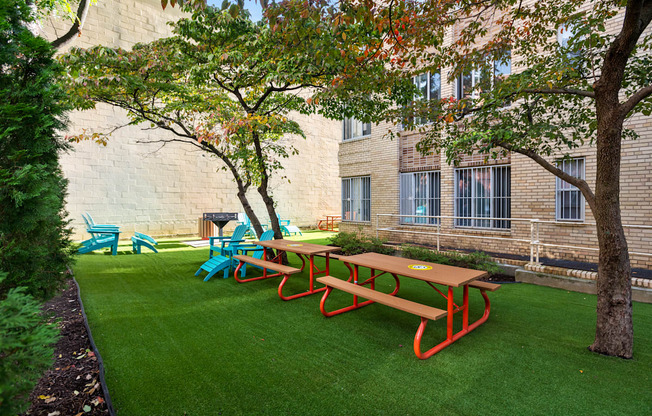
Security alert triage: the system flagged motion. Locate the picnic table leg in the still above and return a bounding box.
[309,254,315,292]
[353,265,359,307]
[467,289,492,332]
[446,286,454,341]
[415,286,494,359]
[319,285,375,317]
[463,285,469,331]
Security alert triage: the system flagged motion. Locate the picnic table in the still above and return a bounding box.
[316,252,500,359]
[317,215,341,231]
[234,239,339,300]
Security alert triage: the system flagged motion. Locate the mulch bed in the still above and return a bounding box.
[23,277,110,416]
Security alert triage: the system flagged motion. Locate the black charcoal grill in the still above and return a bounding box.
[203,212,239,237]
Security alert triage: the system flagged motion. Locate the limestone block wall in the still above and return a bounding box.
[41,0,341,240]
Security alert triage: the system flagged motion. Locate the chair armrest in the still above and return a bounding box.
[234,244,264,254]
[220,239,246,249]
[88,227,119,233]
[209,236,230,244]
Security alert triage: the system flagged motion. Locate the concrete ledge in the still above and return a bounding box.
[516,269,652,304]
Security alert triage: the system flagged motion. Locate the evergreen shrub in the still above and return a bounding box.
[329,231,395,256]
[401,244,503,275]
[0,0,74,299]
[0,273,59,415]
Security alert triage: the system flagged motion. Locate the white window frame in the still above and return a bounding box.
[556,158,585,222]
[405,71,441,126]
[342,176,371,222]
[343,118,371,141]
[454,165,511,229]
[455,51,511,101]
[400,171,441,225]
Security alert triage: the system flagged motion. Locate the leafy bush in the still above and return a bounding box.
[401,244,503,275]
[0,0,74,299]
[329,231,395,256]
[0,273,59,415]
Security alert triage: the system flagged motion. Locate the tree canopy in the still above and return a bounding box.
[61,4,411,238]
[268,0,651,358]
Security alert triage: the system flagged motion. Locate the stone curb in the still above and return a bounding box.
[523,263,649,287]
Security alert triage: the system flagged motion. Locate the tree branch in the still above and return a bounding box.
[520,87,596,99]
[495,140,597,213]
[51,0,90,49]
[620,84,652,117]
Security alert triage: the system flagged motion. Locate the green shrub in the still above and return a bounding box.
[0,0,74,299]
[401,244,503,275]
[0,273,59,415]
[329,231,395,256]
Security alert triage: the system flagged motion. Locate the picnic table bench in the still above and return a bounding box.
[233,240,339,300]
[317,252,500,359]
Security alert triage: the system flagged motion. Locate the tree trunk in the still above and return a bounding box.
[589,90,633,358]
[251,131,284,240]
[236,188,265,238]
[205,144,265,237]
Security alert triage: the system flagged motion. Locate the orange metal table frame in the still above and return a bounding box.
[320,252,494,358]
[317,215,341,231]
[254,239,340,300]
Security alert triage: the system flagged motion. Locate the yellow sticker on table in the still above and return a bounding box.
[287,244,303,247]
[408,264,433,271]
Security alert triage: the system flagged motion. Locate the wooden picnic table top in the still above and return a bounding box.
[337,252,488,287]
[254,239,340,256]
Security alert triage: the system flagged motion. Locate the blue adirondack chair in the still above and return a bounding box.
[131,232,158,254]
[208,224,248,259]
[83,212,119,230]
[78,213,120,255]
[238,212,268,238]
[276,214,302,236]
[78,227,120,255]
[195,226,254,281]
[232,229,274,277]
[194,255,232,282]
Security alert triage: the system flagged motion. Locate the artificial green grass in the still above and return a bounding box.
[74,231,652,415]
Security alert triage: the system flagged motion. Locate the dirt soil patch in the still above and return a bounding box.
[23,277,110,416]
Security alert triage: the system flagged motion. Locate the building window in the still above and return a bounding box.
[342,176,371,222]
[557,24,581,57]
[454,165,511,229]
[556,158,585,221]
[409,71,441,125]
[343,118,371,141]
[456,51,511,100]
[400,171,441,225]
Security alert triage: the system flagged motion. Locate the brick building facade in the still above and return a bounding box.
[338,6,652,270]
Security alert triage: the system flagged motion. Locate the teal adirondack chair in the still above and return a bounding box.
[238,212,268,238]
[194,255,232,281]
[78,212,120,255]
[208,224,248,259]
[131,232,158,254]
[81,213,119,235]
[78,227,120,255]
[83,212,119,230]
[270,214,302,236]
[195,225,253,281]
[232,229,274,277]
